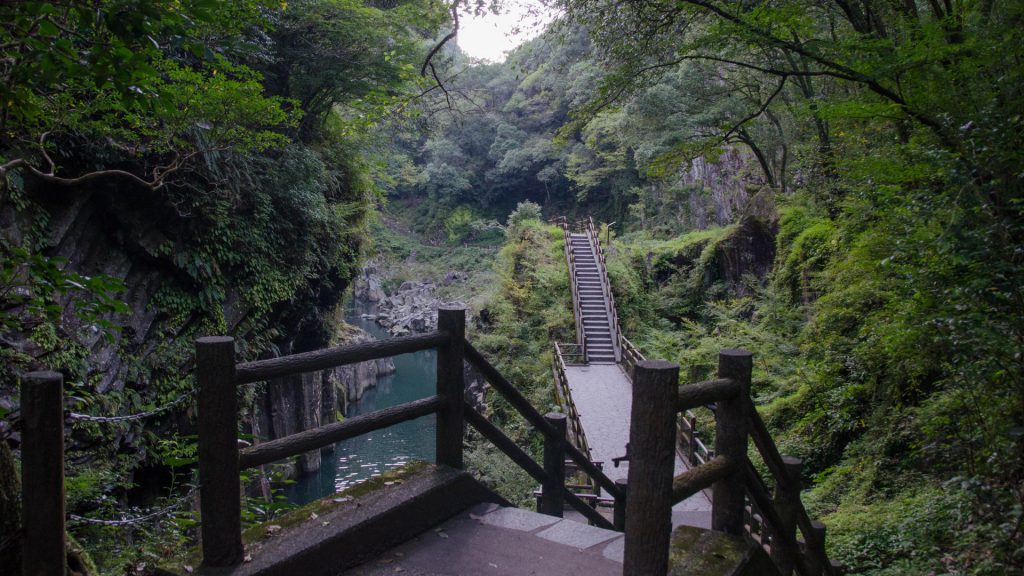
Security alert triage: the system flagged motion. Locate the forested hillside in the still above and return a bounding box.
[2,0,1022,574]
[377,1,1024,572]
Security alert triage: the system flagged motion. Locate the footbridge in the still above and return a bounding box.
[552,217,712,529]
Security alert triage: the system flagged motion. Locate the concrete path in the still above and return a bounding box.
[342,503,624,575]
[563,363,712,528]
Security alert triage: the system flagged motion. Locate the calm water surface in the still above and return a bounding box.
[284,300,436,504]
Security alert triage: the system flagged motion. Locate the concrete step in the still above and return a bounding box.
[341,504,625,575]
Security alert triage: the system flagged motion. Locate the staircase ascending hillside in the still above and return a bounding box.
[568,232,617,363]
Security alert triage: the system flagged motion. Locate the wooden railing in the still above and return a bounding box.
[552,343,592,460]
[551,341,603,501]
[621,351,841,576]
[20,308,838,575]
[18,306,632,572]
[619,335,644,381]
[555,217,587,361]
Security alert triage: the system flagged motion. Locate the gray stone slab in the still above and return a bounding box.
[672,509,713,530]
[341,513,622,576]
[535,519,621,549]
[476,506,561,532]
[602,536,624,563]
[466,501,500,518]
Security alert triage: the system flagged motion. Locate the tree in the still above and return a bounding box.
[0,1,297,194]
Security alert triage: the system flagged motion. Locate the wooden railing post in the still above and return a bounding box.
[712,349,752,536]
[613,478,628,531]
[540,412,567,517]
[21,371,66,576]
[805,520,828,575]
[685,414,697,465]
[436,306,466,469]
[623,360,679,576]
[772,456,804,575]
[196,336,243,567]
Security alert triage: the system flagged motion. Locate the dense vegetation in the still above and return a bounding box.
[0,0,448,571]
[380,0,1024,573]
[2,0,1022,573]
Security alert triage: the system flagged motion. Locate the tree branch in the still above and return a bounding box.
[421,2,460,78]
[681,0,956,146]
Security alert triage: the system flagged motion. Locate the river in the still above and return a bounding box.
[284,300,437,504]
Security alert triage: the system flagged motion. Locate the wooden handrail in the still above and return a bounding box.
[465,404,548,484]
[239,396,446,469]
[464,341,624,501]
[743,460,815,576]
[466,405,614,530]
[560,219,587,360]
[235,331,449,384]
[672,455,735,504]
[677,378,740,411]
[583,217,622,362]
[622,347,840,576]
[552,342,599,497]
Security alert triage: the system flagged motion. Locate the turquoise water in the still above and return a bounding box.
[284,301,437,504]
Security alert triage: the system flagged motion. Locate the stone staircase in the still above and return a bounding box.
[569,233,616,364]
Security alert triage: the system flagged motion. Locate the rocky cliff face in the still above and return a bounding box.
[1,181,368,475]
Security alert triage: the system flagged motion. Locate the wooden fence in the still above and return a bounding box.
[18,306,628,572]
[19,306,839,576]
[621,351,842,576]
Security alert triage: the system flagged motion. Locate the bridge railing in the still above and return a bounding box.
[552,342,591,458]
[554,216,587,361]
[551,341,600,499]
[620,351,841,576]
[19,306,631,572]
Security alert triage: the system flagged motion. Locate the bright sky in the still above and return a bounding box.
[457,1,558,63]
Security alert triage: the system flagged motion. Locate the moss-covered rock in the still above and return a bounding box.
[668,525,779,576]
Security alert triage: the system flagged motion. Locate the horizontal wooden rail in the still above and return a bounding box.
[464,341,624,501]
[677,378,739,411]
[235,331,449,384]
[672,455,735,504]
[466,406,614,529]
[239,395,445,468]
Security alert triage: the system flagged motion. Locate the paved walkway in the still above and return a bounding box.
[563,363,712,528]
[342,502,624,575]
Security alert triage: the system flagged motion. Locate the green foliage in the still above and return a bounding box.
[505,200,543,232]
[1,0,447,572]
[444,205,477,243]
[468,220,572,504]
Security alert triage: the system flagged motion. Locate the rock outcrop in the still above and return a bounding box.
[352,262,387,303]
[254,326,395,474]
[372,281,466,337]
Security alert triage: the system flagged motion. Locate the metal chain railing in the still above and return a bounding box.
[67,388,195,423]
[68,487,197,526]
